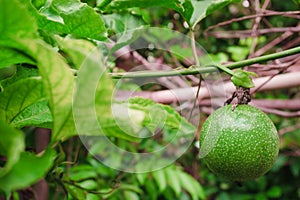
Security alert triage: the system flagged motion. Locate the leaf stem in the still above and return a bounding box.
[109,46,300,79]
[190,30,200,67]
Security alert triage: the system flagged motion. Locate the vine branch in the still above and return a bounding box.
[109,46,300,79]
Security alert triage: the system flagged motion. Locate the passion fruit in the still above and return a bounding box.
[199,104,279,181]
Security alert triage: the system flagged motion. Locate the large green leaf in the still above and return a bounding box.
[90,97,196,171]
[0,77,46,125]
[0,148,56,193]
[32,0,107,40]
[128,97,195,133]
[11,100,53,128]
[71,39,141,142]
[16,39,76,142]
[0,0,38,40]
[182,0,241,29]
[0,48,35,69]
[0,65,39,89]
[0,0,75,141]
[0,120,25,178]
[47,37,139,142]
[55,36,97,69]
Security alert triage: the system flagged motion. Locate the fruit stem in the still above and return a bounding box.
[225,86,251,110]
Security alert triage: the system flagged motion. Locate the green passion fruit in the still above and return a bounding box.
[199,104,279,181]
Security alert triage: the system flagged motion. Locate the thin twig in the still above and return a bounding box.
[253,31,294,57]
[282,35,300,50]
[204,10,300,36]
[258,107,300,118]
[251,56,300,94]
[249,0,270,57]
[279,124,300,136]
[208,27,300,38]
[66,137,73,171]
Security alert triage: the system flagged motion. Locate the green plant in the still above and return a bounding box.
[0,0,300,199]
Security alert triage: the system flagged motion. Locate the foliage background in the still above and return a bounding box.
[0,0,300,199]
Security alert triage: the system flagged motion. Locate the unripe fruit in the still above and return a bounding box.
[199,104,279,181]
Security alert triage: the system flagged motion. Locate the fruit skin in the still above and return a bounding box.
[199,104,279,181]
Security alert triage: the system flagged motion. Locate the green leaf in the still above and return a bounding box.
[11,100,52,128]
[33,0,107,40]
[72,40,138,141]
[0,48,35,69]
[103,13,146,55]
[128,97,195,134]
[100,0,241,30]
[182,0,241,29]
[0,66,39,89]
[77,180,98,191]
[231,69,257,88]
[15,39,76,142]
[55,36,97,69]
[47,37,137,141]
[199,53,229,66]
[124,191,139,200]
[0,120,25,177]
[0,148,56,193]
[227,46,250,61]
[64,184,87,200]
[97,118,141,142]
[206,0,241,16]
[267,186,282,198]
[93,96,196,143]
[0,66,16,81]
[152,169,167,192]
[136,173,148,185]
[100,0,183,13]
[0,77,46,125]
[103,13,146,34]
[110,28,145,55]
[290,159,300,177]
[0,1,76,141]
[177,169,205,200]
[31,0,47,9]
[67,38,140,142]
[68,165,97,182]
[0,0,38,40]
[145,179,159,200]
[164,166,181,197]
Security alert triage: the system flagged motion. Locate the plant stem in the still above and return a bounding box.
[190,30,200,67]
[109,46,300,79]
[226,46,300,69]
